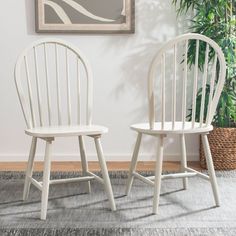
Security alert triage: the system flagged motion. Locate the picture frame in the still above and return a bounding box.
[35,0,135,34]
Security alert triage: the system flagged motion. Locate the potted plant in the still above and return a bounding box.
[173,0,236,169]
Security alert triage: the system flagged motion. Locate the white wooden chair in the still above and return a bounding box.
[125,33,226,214]
[14,38,116,220]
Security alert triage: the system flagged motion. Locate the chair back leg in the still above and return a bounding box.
[94,136,116,211]
[201,134,220,206]
[23,137,37,201]
[180,134,188,190]
[125,133,142,196]
[78,136,91,193]
[41,139,53,220]
[153,135,164,214]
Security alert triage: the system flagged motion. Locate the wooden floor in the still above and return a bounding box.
[0,161,201,172]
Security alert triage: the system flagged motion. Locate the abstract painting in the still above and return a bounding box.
[36,0,135,33]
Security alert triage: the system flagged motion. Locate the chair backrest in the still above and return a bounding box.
[15,38,93,129]
[148,33,226,130]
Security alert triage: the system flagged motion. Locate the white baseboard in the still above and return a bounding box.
[0,153,199,162]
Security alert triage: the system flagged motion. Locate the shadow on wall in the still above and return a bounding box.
[105,0,188,122]
[104,0,190,152]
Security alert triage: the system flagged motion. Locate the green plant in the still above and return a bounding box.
[173,0,236,127]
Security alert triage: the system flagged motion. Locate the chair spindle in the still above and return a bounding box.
[44,43,52,126]
[200,44,210,126]
[34,46,43,126]
[182,40,188,129]
[192,40,200,128]
[65,47,72,125]
[206,54,218,125]
[161,53,165,129]
[77,58,81,125]
[55,44,62,125]
[172,44,177,129]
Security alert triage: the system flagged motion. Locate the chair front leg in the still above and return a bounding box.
[93,135,116,211]
[180,134,188,190]
[78,136,91,193]
[125,132,142,196]
[41,138,53,220]
[201,134,220,207]
[153,135,164,214]
[23,137,37,201]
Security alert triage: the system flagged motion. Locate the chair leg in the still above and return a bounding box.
[78,136,91,193]
[153,135,164,214]
[201,134,220,207]
[41,139,53,220]
[23,137,37,201]
[180,134,188,190]
[94,136,116,211]
[125,132,142,196]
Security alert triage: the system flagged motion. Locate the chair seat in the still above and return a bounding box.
[131,122,213,134]
[25,125,108,138]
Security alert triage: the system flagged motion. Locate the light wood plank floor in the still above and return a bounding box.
[0,161,201,172]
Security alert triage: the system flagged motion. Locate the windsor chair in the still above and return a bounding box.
[125,33,226,214]
[14,38,116,220]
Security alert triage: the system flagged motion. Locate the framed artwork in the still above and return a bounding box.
[35,0,135,33]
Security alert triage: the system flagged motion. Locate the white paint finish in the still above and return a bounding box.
[200,44,210,127]
[15,39,116,219]
[201,134,220,206]
[185,167,210,180]
[41,139,53,220]
[148,34,226,131]
[55,44,62,125]
[133,171,154,186]
[125,132,142,195]
[131,122,213,134]
[161,172,196,179]
[24,56,35,128]
[126,34,226,215]
[23,137,37,201]
[33,46,43,126]
[87,171,104,184]
[180,134,188,189]
[44,43,52,125]
[15,38,94,128]
[79,136,91,193]
[25,125,108,137]
[192,40,199,128]
[182,40,188,129]
[76,60,81,124]
[94,136,116,211]
[30,177,43,191]
[48,176,94,184]
[1,0,197,162]
[65,48,72,125]
[153,135,164,214]
[172,44,177,129]
[161,54,166,129]
[206,54,218,125]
